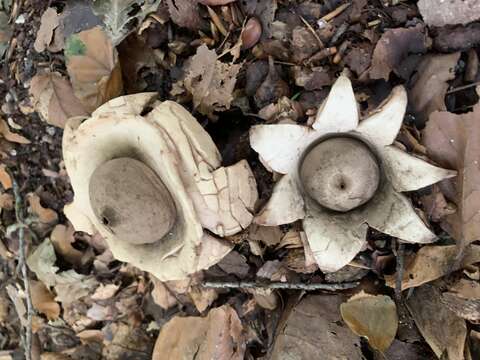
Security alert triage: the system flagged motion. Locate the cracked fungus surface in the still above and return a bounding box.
[250,75,457,272]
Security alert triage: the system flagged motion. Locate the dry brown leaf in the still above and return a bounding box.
[167,0,203,30]
[441,292,480,322]
[407,284,466,360]
[199,0,237,5]
[448,278,480,299]
[369,25,428,80]
[340,291,398,353]
[249,224,283,247]
[29,72,88,128]
[151,277,178,310]
[411,53,460,124]
[0,118,30,144]
[50,223,84,266]
[424,106,480,247]
[0,165,11,190]
[152,305,246,360]
[27,193,58,224]
[270,295,363,359]
[385,245,480,290]
[184,44,242,119]
[418,0,480,27]
[65,26,123,112]
[34,8,61,53]
[30,280,60,320]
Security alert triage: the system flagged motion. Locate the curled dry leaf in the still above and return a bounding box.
[385,245,480,290]
[0,118,30,144]
[340,291,398,353]
[152,305,246,360]
[50,223,84,266]
[270,295,362,359]
[184,44,242,119]
[151,277,177,310]
[167,0,203,30]
[0,164,11,190]
[34,7,63,53]
[410,53,460,124]
[65,26,123,112]
[407,284,466,360]
[369,24,428,80]
[29,72,88,128]
[418,0,480,27]
[424,106,480,250]
[30,280,60,320]
[27,193,58,224]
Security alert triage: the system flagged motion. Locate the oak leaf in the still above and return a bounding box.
[65,26,123,112]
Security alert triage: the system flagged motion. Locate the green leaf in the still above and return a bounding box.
[65,34,87,59]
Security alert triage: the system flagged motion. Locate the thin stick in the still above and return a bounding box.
[321,3,351,22]
[299,15,324,48]
[446,81,480,94]
[202,281,359,291]
[394,241,405,301]
[12,175,32,360]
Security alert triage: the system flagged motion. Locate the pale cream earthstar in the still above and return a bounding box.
[250,75,457,272]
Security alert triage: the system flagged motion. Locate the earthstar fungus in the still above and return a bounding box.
[63,94,258,281]
[250,75,456,272]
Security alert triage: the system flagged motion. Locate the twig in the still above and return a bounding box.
[446,81,480,94]
[298,15,324,48]
[11,174,33,360]
[394,241,405,301]
[202,281,359,291]
[321,2,351,22]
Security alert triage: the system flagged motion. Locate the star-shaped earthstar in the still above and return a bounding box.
[250,76,456,272]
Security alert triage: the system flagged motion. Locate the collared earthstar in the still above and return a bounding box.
[250,75,456,272]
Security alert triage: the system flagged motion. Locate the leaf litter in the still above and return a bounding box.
[4,0,480,358]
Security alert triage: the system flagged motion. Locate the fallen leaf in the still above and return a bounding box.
[92,0,161,45]
[30,280,60,320]
[423,106,480,247]
[418,0,480,27]
[216,250,250,277]
[27,193,58,224]
[448,278,480,299]
[254,57,290,108]
[270,295,363,359]
[50,223,84,266]
[6,285,27,327]
[0,11,12,58]
[407,284,466,360]
[29,72,88,128]
[441,292,480,322]
[369,25,428,80]
[152,305,246,360]
[256,260,288,281]
[0,118,30,144]
[199,0,237,5]
[167,0,203,30]
[385,245,480,290]
[102,322,152,359]
[410,53,460,124]
[184,44,242,118]
[151,277,177,310]
[34,8,61,53]
[382,339,436,360]
[433,23,480,52]
[248,224,282,247]
[91,283,120,301]
[65,26,123,112]
[340,291,398,352]
[0,164,11,190]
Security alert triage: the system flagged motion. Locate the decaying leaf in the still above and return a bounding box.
[30,280,60,320]
[152,305,246,360]
[92,0,161,45]
[410,53,460,124]
[151,278,177,310]
[27,193,58,224]
[184,44,242,118]
[0,11,12,58]
[270,295,363,359]
[65,26,123,112]
[418,0,480,27]
[0,118,30,144]
[340,291,398,352]
[50,223,84,266]
[29,72,88,128]
[369,25,428,80]
[0,164,11,190]
[34,7,63,53]
[424,106,480,248]
[441,292,480,322]
[407,284,466,360]
[385,245,480,290]
[167,0,203,30]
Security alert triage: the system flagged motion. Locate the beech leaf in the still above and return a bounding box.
[65,26,124,112]
[29,72,88,128]
[340,292,398,353]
